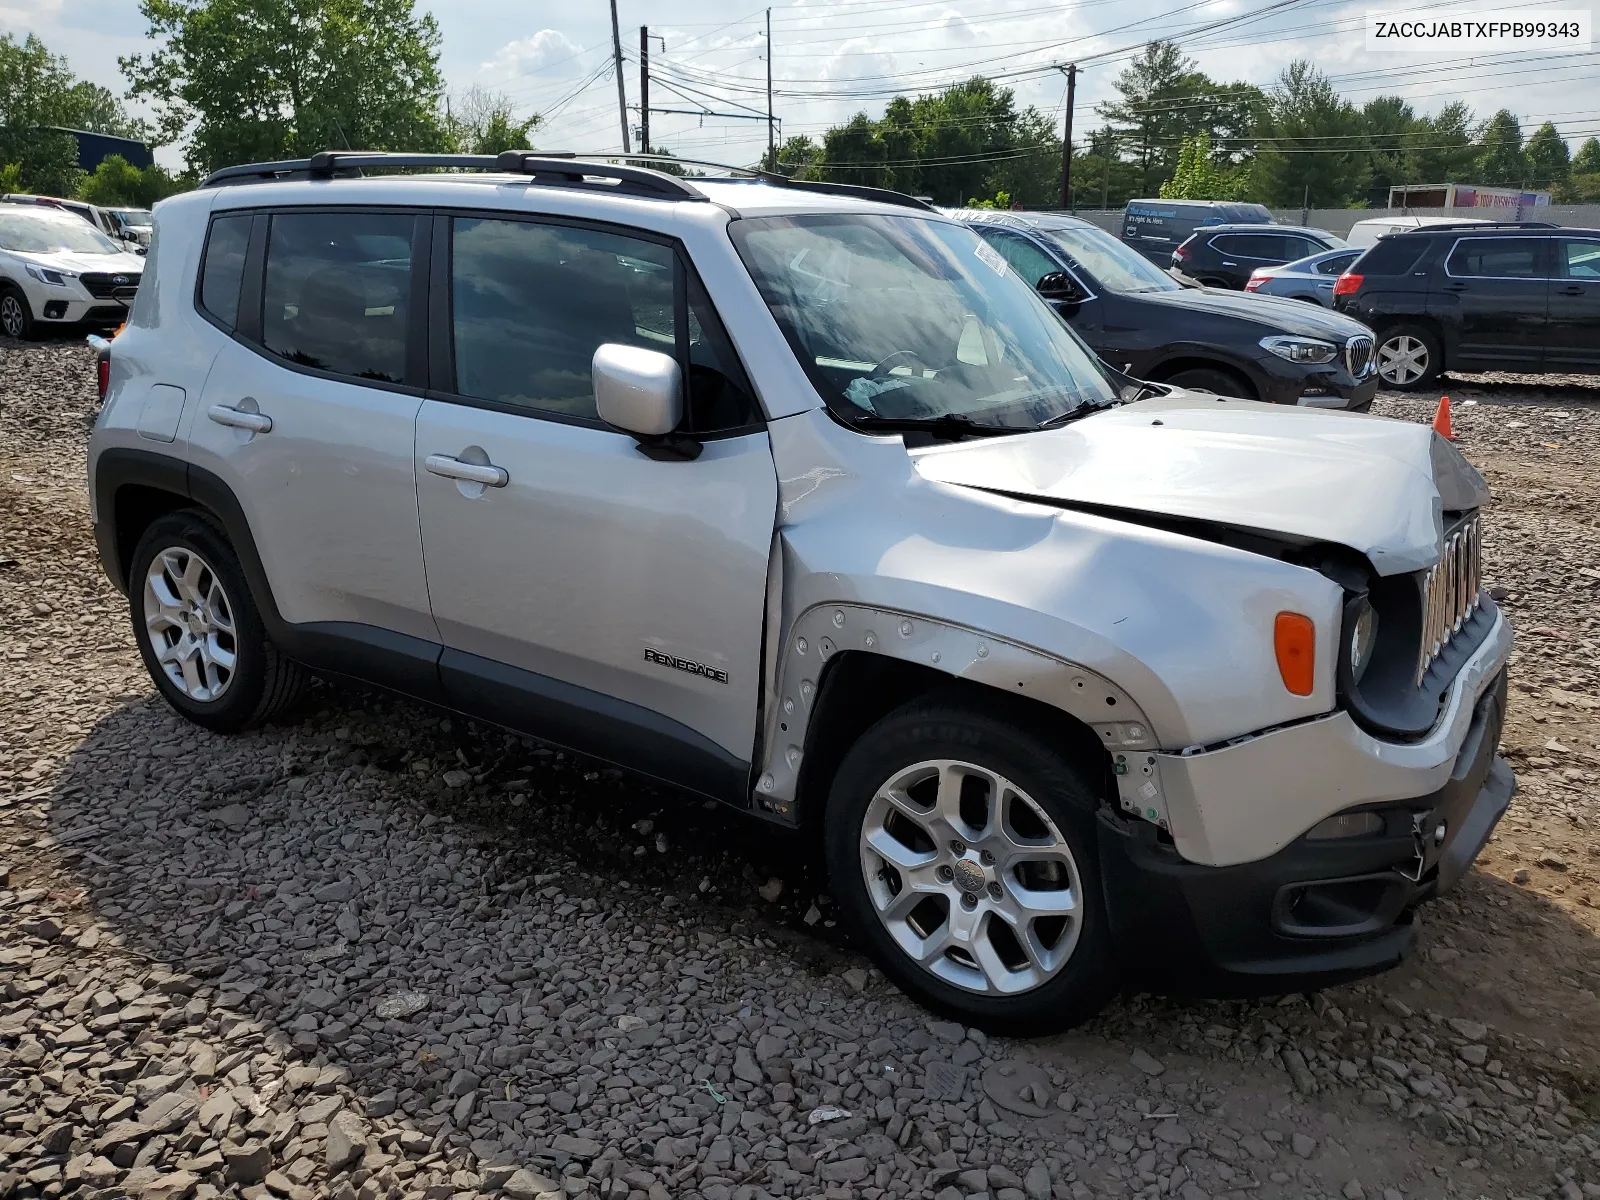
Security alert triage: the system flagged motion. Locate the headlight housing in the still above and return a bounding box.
[1306,810,1385,840]
[1349,601,1379,684]
[1260,335,1337,365]
[23,264,73,287]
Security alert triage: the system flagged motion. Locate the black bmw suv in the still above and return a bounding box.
[962,211,1379,410]
[1172,223,1348,290]
[1334,221,1600,389]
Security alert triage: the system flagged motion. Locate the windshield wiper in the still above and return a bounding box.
[847,413,1032,440]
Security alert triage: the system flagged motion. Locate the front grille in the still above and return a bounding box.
[1345,335,1374,377]
[79,271,140,300]
[1415,514,1482,685]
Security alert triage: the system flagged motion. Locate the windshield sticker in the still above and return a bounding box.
[974,240,1009,278]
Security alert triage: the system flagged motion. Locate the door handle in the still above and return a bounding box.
[1221,261,1237,267]
[207,404,273,433]
[425,453,508,487]
[1443,281,1468,291]
[1559,284,1585,295]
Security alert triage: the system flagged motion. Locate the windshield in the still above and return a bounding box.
[110,209,153,228]
[0,212,121,254]
[729,213,1118,429]
[1040,225,1181,294]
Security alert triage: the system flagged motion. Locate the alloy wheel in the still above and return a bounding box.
[858,758,1083,996]
[0,294,23,338]
[1378,334,1429,386]
[142,546,238,702]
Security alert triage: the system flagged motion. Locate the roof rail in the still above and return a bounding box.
[198,150,706,200]
[198,148,937,212]
[611,153,936,212]
[1407,220,1562,232]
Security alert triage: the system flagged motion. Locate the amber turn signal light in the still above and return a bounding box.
[1274,612,1315,696]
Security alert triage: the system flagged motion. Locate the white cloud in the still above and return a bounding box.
[480,28,582,82]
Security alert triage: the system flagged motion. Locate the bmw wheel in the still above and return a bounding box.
[1375,324,1441,390]
[825,696,1117,1033]
[129,510,308,732]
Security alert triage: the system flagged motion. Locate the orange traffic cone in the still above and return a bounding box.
[1433,394,1453,439]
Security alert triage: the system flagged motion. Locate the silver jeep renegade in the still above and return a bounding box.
[87,152,1514,1031]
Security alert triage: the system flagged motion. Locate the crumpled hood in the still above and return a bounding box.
[911,395,1490,576]
[1139,286,1371,339]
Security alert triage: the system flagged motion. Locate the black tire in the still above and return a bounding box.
[1162,366,1255,399]
[0,284,35,340]
[129,509,307,733]
[1374,323,1442,391]
[824,696,1119,1034]
[1195,278,1230,289]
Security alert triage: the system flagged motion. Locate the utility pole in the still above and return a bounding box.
[640,26,650,155]
[609,0,630,153]
[765,8,775,170]
[1059,63,1077,211]
[1100,127,1110,211]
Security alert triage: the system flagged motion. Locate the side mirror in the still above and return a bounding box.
[593,343,701,460]
[1036,271,1084,303]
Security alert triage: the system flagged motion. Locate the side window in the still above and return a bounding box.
[450,217,759,432]
[1284,237,1321,261]
[262,212,414,383]
[1446,237,1545,279]
[1316,251,1359,276]
[1560,240,1600,279]
[976,229,1059,288]
[198,214,252,331]
[1210,234,1245,257]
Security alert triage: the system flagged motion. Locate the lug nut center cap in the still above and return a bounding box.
[952,858,986,895]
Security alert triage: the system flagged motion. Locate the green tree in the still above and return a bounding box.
[1523,122,1569,189]
[122,0,450,172]
[1361,95,1417,201]
[1574,137,1600,174]
[76,155,188,207]
[446,86,539,156]
[1406,101,1478,184]
[1096,42,1206,194]
[769,134,820,176]
[1159,132,1246,200]
[0,34,88,195]
[1253,60,1369,207]
[1475,109,1527,186]
[1071,127,1144,210]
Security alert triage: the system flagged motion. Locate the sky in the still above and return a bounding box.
[6,0,1600,175]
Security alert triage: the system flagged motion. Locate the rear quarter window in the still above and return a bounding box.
[1353,237,1428,276]
[198,214,252,331]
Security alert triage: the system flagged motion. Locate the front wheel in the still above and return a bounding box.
[1162,366,1255,399]
[824,697,1118,1033]
[0,285,35,340]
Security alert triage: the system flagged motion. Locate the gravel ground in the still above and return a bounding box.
[3,338,1600,1200]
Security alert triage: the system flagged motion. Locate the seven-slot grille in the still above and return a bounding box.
[1415,514,1482,685]
[1345,335,1374,377]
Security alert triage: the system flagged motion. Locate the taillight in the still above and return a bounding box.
[1245,272,1266,291]
[1173,245,1190,261]
[96,352,109,400]
[1333,272,1363,297]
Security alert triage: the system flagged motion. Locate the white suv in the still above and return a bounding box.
[0,205,146,338]
[86,152,1514,1031]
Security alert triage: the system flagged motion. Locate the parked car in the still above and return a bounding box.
[89,151,1512,1030]
[962,211,1377,409]
[1119,198,1274,265]
[1,194,150,251]
[1346,215,1490,247]
[0,205,145,339]
[1334,221,1600,388]
[1245,247,1363,306]
[1173,224,1347,290]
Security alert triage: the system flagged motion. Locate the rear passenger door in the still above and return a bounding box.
[1434,236,1551,368]
[1547,237,1600,369]
[186,208,439,682]
[414,213,778,800]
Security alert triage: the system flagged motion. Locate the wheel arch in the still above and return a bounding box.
[1147,355,1260,398]
[758,603,1162,833]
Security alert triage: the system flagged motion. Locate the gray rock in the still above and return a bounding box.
[223,1143,272,1185]
[314,879,355,903]
[324,1110,368,1170]
[447,1068,480,1097]
[1024,1161,1051,1200]
[732,1046,764,1084]
[1153,1120,1191,1147]
[1129,1048,1165,1076]
[1292,1133,1316,1158]
[503,1169,564,1200]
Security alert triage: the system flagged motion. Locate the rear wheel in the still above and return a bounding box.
[129,510,308,732]
[1375,324,1441,390]
[824,697,1118,1033]
[1162,365,1255,399]
[0,285,34,340]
